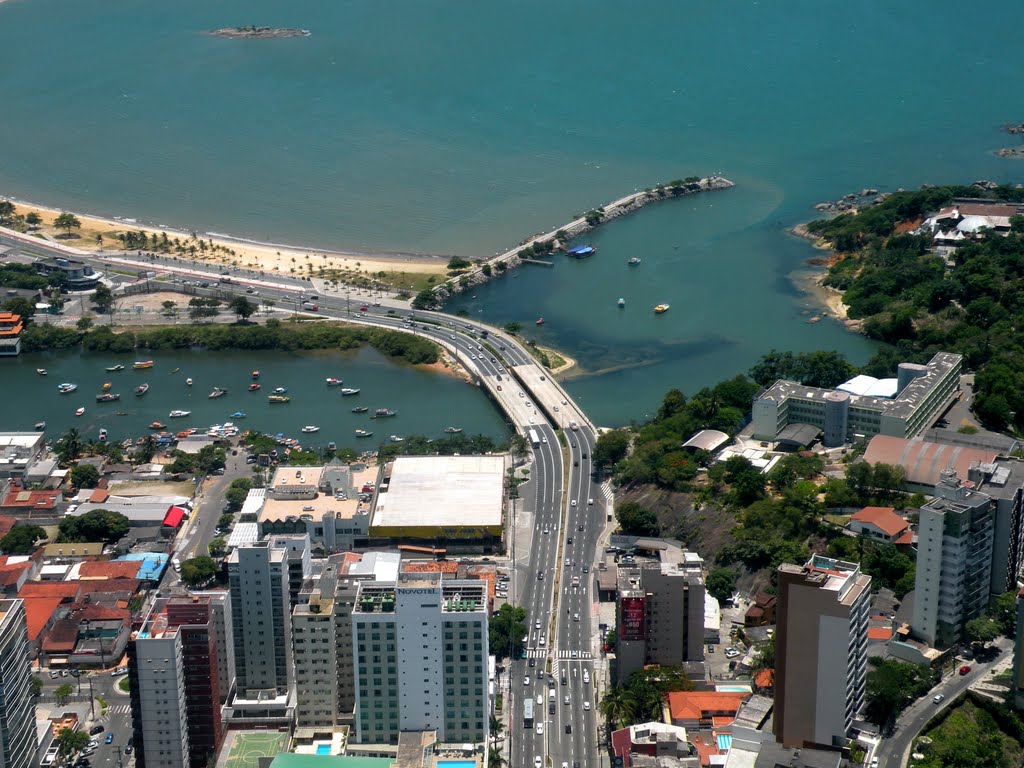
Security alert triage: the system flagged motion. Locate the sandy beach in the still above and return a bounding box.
[2,198,448,290]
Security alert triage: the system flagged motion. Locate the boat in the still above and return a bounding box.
[444,426,463,434]
[373,408,397,418]
[251,370,260,380]
[169,410,191,418]
[133,360,154,369]
[186,378,193,386]
[351,406,369,413]
[149,421,165,429]
[75,407,86,417]
[390,435,404,442]
[57,383,78,394]
[34,421,46,430]
[301,425,320,433]
[171,367,180,373]
[101,382,112,391]
[230,411,246,419]
[96,393,121,402]
[272,387,288,395]
[340,388,360,396]
[535,317,545,325]
[268,395,291,404]
[36,368,47,375]
[567,244,596,258]
[208,387,228,399]
[106,364,125,372]
[354,429,373,438]
[618,297,626,307]
[98,428,108,442]
[248,383,261,391]
[654,304,670,314]
[325,377,342,386]
[628,257,641,266]
[135,383,150,396]
[327,441,337,451]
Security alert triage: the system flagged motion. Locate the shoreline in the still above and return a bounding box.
[789,223,862,332]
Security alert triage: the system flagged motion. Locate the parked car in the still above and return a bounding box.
[959,665,972,675]
[932,694,945,704]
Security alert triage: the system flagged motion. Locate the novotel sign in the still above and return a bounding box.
[398,588,440,595]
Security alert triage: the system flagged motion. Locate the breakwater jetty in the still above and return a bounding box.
[430,175,734,302]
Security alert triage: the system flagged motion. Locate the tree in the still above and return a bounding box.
[228,295,256,322]
[863,658,935,730]
[2,296,34,318]
[30,675,42,698]
[0,525,45,555]
[593,430,630,471]
[91,284,115,316]
[196,445,227,474]
[55,727,90,765]
[965,615,999,645]
[75,315,94,330]
[0,200,16,222]
[489,603,527,660]
[504,321,521,334]
[600,686,637,730]
[55,428,85,464]
[54,683,74,706]
[208,537,227,557]
[136,435,157,464]
[53,212,82,237]
[180,556,218,587]
[25,211,41,228]
[69,462,100,489]
[615,501,659,536]
[705,567,737,602]
[58,509,130,544]
[748,635,775,688]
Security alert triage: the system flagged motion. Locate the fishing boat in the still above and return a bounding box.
[36,368,47,375]
[208,387,228,399]
[272,387,288,395]
[135,383,150,396]
[75,407,86,417]
[535,317,545,325]
[340,388,360,396]
[98,428,108,442]
[354,429,373,438]
[628,257,641,266]
[268,395,290,404]
[57,383,78,394]
[248,383,261,392]
[230,411,246,419]
[444,426,463,434]
[169,410,191,418]
[101,382,112,391]
[251,370,260,380]
[567,244,596,258]
[106,364,125,372]
[133,360,154,369]
[390,435,404,442]
[325,377,342,386]
[301,425,320,433]
[654,304,670,314]
[96,393,121,403]
[186,378,193,386]
[149,421,165,429]
[34,421,46,430]
[617,297,625,307]
[373,408,397,418]
[351,406,369,413]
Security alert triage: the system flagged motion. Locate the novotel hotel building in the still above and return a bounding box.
[351,573,489,744]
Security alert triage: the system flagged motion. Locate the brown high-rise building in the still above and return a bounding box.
[775,556,871,750]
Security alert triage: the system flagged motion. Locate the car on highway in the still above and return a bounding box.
[359,305,369,311]
[535,621,541,629]
[539,635,546,647]
[89,725,105,735]
[529,658,536,667]
[536,724,543,735]
[578,523,584,530]
[524,676,531,686]
[588,498,594,505]
[583,670,590,684]
[583,701,591,711]
[565,724,572,734]
[582,565,589,573]
[534,757,542,768]
[959,665,972,675]
[565,558,570,566]
[571,499,577,507]
[933,694,945,704]
[573,613,579,622]
[563,694,570,705]
[105,734,114,744]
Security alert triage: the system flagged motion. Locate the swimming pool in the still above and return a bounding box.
[437,761,475,768]
[316,745,332,755]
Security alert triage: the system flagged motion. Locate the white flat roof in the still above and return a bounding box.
[349,551,401,582]
[373,455,506,530]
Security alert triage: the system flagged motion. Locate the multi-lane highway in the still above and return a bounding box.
[0,236,608,768]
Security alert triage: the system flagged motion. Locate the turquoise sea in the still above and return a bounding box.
[1,0,1022,423]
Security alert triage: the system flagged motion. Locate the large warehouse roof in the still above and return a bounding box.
[372,455,505,533]
[682,430,731,453]
[864,435,998,488]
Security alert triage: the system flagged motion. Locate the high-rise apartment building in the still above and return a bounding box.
[188,590,235,704]
[614,550,706,684]
[0,600,36,768]
[775,556,871,750]
[351,572,488,744]
[912,479,994,649]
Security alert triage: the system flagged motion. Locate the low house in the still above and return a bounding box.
[744,593,777,627]
[0,485,62,518]
[40,603,131,668]
[666,691,748,730]
[848,506,913,546]
[610,722,699,768]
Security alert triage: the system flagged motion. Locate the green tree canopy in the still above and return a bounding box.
[180,556,218,587]
[69,462,100,489]
[965,615,999,645]
[58,509,130,543]
[705,567,737,602]
[863,658,935,730]
[55,727,90,764]
[593,430,631,471]
[489,603,527,660]
[615,501,659,536]
[53,212,82,236]
[0,525,45,555]
[228,295,256,321]
[91,284,115,314]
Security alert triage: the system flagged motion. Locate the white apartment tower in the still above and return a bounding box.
[127,625,190,768]
[0,600,36,768]
[352,572,489,744]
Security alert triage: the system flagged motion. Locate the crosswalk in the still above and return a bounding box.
[523,649,594,660]
[108,704,132,715]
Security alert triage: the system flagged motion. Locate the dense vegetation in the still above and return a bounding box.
[489,604,526,660]
[809,184,1024,431]
[600,666,694,729]
[57,509,130,544]
[20,319,440,365]
[864,658,937,731]
[0,525,46,555]
[917,698,1024,768]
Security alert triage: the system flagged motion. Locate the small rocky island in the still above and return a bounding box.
[210,26,310,39]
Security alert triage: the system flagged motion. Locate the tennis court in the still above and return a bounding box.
[223,731,287,768]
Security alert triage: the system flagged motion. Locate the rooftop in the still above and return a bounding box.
[0,488,61,510]
[781,556,870,605]
[682,430,731,453]
[666,691,747,722]
[353,572,488,614]
[850,506,909,537]
[78,561,140,581]
[864,435,998,487]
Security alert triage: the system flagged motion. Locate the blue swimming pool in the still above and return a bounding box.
[437,761,475,768]
[316,745,332,755]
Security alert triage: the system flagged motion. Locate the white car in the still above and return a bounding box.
[583,671,590,684]
[536,724,544,735]
[553,405,559,412]
[571,500,577,507]
[583,701,591,711]
[724,647,741,659]
[535,621,541,630]
[573,613,580,622]
[524,676,531,686]
[535,758,542,768]
[539,635,546,647]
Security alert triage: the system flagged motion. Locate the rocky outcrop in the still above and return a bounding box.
[210,26,310,39]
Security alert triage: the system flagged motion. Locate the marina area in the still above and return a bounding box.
[6,346,509,449]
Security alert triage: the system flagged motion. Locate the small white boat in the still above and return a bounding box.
[36,368,47,376]
[390,435,404,442]
[617,297,625,307]
[75,407,85,417]
[186,378,193,386]
[301,425,320,433]
[169,410,191,418]
[57,383,78,394]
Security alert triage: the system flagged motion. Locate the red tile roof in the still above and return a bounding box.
[0,516,18,539]
[79,561,140,581]
[868,626,894,641]
[0,489,61,510]
[754,669,774,689]
[77,578,139,596]
[851,506,909,537]
[88,489,110,504]
[18,581,82,600]
[864,435,997,487]
[0,561,32,588]
[667,691,747,722]
[894,529,914,546]
[22,596,64,641]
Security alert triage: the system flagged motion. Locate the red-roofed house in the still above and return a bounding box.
[744,592,777,627]
[848,506,912,545]
[41,602,131,667]
[667,691,748,729]
[0,487,62,517]
[610,722,696,768]
[79,561,141,581]
[0,559,34,595]
[88,489,110,504]
[0,515,18,539]
[18,580,83,602]
[753,668,774,690]
[162,506,186,529]
[22,595,65,655]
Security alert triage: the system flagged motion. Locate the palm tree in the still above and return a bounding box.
[487,750,506,768]
[600,686,637,730]
[56,428,84,463]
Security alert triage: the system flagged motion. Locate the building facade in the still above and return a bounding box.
[775,557,871,750]
[34,257,103,289]
[127,625,190,768]
[351,573,488,744]
[0,600,36,768]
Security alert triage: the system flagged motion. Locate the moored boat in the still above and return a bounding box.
[567,244,596,258]
[326,377,342,386]
[627,257,641,266]
[301,425,320,433]
[101,382,112,391]
[208,387,228,399]
[230,412,246,419]
[272,387,288,395]
[34,421,46,430]
[171,367,180,373]
[75,407,86,417]
[98,428,108,442]
[36,368,47,375]
[57,383,78,394]
[373,408,397,418]
[351,406,369,413]
[340,388,360,396]
[149,421,165,429]
[133,360,154,369]
[327,441,337,451]
[135,383,150,396]
[186,378,193,386]
[251,370,260,380]
[268,395,290,404]
[654,303,670,314]
[617,297,625,307]
[96,393,121,402]
[248,383,261,391]
[390,435,404,442]
[354,429,373,438]
[106,364,125,372]
[444,426,463,434]
[536,317,545,325]
[169,410,191,418]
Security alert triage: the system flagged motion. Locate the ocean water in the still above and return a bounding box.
[1,0,1021,422]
